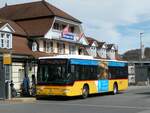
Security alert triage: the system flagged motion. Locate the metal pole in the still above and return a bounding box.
[140,32,143,60]
[140,32,144,67]
[8,64,12,99]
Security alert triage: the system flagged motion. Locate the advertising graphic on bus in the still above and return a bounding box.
[36,55,128,99]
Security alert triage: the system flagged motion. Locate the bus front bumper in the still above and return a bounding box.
[36,86,72,96]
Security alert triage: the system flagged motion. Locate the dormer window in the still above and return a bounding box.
[6,34,10,48]
[0,33,4,48]
[0,32,12,49]
[32,42,38,52]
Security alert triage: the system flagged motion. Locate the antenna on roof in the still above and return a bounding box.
[5,2,7,7]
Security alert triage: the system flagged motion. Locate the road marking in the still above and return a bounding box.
[37,102,150,110]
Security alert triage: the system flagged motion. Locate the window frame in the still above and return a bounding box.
[0,32,12,49]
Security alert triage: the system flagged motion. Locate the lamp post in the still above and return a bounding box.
[140,32,144,60]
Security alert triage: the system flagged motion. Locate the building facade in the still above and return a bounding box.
[0,20,14,99]
[0,1,85,92]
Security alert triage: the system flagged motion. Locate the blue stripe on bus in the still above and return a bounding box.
[70,59,99,66]
[108,61,127,67]
[70,59,127,67]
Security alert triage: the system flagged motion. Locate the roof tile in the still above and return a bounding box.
[0,1,81,23]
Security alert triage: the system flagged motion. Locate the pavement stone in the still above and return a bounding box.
[0,97,36,104]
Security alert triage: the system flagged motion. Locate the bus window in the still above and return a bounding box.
[37,59,73,84]
[109,66,128,79]
[97,66,108,80]
[37,66,49,82]
[71,65,75,73]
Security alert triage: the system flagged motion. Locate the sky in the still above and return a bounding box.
[0,0,150,54]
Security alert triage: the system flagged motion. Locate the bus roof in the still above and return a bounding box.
[39,55,127,63]
[39,55,94,60]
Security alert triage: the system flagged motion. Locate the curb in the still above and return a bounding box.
[12,98,36,103]
[0,98,36,104]
[128,85,150,90]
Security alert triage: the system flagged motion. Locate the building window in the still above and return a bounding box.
[0,32,12,49]
[53,23,59,30]
[70,26,74,33]
[32,42,38,52]
[0,33,4,48]
[46,41,53,53]
[61,24,67,31]
[69,44,76,55]
[57,43,65,54]
[6,34,10,48]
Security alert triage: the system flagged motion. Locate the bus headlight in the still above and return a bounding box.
[63,89,70,93]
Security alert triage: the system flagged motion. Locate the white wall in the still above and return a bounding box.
[97,48,106,58]
[38,40,44,52]
[107,50,116,60]
[12,62,37,91]
[12,63,24,90]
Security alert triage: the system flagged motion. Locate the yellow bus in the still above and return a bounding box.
[36,55,128,99]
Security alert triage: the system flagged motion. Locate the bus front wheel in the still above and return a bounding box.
[82,85,89,99]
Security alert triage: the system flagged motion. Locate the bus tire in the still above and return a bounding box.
[113,83,118,95]
[82,85,89,99]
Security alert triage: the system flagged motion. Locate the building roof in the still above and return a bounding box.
[0,20,6,28]
[12,36,32,56]
[32,51,57,59]
[97,42,106,48]
[0,18,27,36]
[12,36,58,58]
[0,48,11,53]
[86,37,98,46]
[107,44,115,50]
[16,17,54,37]
[0,0,81,23]
[39,55,94,60]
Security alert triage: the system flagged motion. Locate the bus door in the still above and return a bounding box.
[98,80,109,93]
[97,61,109,93]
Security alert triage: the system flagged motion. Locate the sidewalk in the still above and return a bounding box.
[128,85,150,91]
[0,97,36,104]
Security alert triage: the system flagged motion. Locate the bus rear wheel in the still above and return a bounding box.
[113,83,118,95]
[82,85,89,99]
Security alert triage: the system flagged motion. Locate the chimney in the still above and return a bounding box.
[5,2,7,7]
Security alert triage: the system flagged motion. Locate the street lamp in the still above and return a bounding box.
[140,32,144,60]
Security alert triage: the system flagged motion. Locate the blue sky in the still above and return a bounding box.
[0,0,150,54]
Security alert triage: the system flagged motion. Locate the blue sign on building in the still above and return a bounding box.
[62,34,74,40]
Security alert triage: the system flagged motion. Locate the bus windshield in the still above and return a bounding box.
[37,59,73,85]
